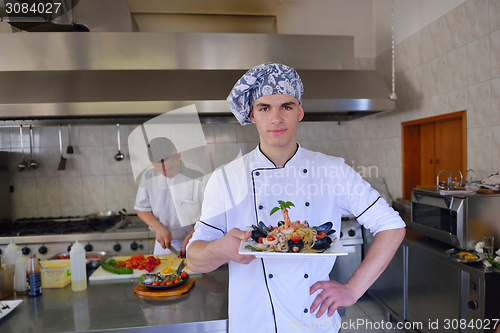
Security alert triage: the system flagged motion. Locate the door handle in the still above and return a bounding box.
[435,159,439,164]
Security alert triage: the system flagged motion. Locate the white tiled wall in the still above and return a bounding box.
[3,118,377,220]
[1,124,137,220]
[344,0,500,198]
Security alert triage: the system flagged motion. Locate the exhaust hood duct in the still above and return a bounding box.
[0,32,394,124]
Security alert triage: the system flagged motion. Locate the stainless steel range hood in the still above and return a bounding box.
[0,32,395,124]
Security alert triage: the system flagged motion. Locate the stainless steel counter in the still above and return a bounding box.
[366,229,500,332]
[0,266,229,333]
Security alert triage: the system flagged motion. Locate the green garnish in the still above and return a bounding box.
[486,254,500,268]
[245,245,262,252]
[270,200,295,216]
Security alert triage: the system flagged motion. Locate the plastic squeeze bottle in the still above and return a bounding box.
[15,256,28,294]
[4,240,20,266]
[70,241,87,291]
[26,254,42,297]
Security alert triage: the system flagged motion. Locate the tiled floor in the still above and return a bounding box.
[340,294,409,333]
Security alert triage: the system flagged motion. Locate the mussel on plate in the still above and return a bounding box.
[312,236,332,251]
[251,225,268,243]
[314,221,335,235]
[288,238,304,252]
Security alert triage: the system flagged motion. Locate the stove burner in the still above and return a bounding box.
[0,216,122,237]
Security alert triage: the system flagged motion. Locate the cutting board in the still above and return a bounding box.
[477,188,500,194]
[89,254,200,281]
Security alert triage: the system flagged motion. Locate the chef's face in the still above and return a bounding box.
[151,153,181,178]
[250,94,304,150]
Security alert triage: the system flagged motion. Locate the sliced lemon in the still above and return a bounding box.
[160,261,174,275]
[161,268,175,274]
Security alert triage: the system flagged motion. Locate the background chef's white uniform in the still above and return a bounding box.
[187,144,405,333]
[135,161,207,254]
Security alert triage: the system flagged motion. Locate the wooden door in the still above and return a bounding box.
[402,111,466,199]
[435,118,463,184]
[420,123,435,186]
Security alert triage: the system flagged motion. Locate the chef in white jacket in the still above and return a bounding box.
[187,63,406,332]
[135,137,206,255]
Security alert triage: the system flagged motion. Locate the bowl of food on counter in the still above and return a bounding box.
[139,260,189,290]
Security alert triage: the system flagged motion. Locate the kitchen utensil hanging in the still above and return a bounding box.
[28,126,39,170]
[66,124,74,154]
[57,125,66,170]
[114,123,124,161]
[389,0,397,100]
[17,125,28,172]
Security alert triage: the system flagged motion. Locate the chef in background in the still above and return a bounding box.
[135,137,207,255]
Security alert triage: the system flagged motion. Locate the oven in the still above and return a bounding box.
[406,239,500,333]
[0,215,154,261]
[411,189,500,251]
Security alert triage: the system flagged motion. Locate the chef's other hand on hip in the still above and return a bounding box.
[309,280,358,318]
[187,227,255,273]
[155,225,172,249]
[309,228,406,318]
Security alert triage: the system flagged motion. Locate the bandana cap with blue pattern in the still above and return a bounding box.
[226,62,304,126]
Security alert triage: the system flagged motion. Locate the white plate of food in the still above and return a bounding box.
[0,300,23,321]
[238,220,348,258]
[239,237,348,258]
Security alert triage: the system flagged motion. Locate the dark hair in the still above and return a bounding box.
[148,137,178,163]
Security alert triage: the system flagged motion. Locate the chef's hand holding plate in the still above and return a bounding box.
[187,228,255,272]
[221,228,256,264]
[155,225,172,250]
[309,280,358,318]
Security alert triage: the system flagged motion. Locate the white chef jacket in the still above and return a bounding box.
[135,161,207,254]
[187,144,405,333]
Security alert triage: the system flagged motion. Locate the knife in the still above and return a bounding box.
[169,245,180,256]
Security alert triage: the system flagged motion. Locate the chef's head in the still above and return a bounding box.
[148,137,181,178]
[227,63,305,152]
[226,62,304,126]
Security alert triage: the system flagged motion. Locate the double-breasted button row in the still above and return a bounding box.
[259,203,308,210]
[255,170,307,175]
[267,273,308,279]
[303,273,309,313]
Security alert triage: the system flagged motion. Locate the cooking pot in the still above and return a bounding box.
[87,209,126,222]
[87,211,116,222]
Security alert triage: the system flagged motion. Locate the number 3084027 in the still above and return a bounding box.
[5,2,62,15]
[443,319,499,330]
